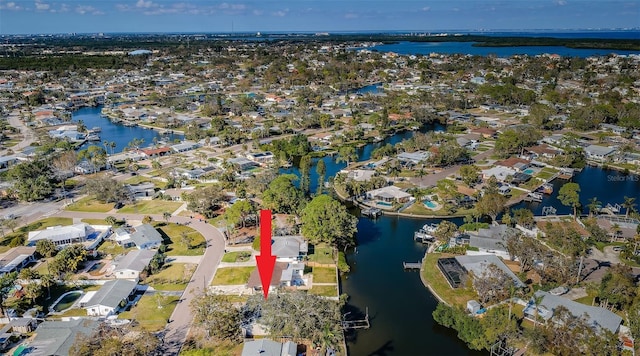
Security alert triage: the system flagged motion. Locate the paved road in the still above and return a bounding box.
[1,112,36,156]
[53,210,226,355]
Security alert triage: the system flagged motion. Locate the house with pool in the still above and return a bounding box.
[27,223,110,251]
[365,186,414,208]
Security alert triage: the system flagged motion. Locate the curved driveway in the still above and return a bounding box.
[54,210,226,355]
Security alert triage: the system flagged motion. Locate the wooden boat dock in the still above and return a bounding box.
[403,261,422,270]
[361,207,382,218]
[342,308,370,330]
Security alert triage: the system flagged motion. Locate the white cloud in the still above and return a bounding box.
[136,0,154,8]
[35,0,50,11]
[421,6,431,12]
[75,5,103,15]
[554,0,567,5]
[1,1,23,11]
[272,8,288,17]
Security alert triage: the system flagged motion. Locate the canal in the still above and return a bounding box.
[71,106,183,153]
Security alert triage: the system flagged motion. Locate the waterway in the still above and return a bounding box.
[281,130,638,355]
[369,41,640,58]
[71,106,183,153]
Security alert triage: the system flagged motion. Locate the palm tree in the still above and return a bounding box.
[587,197,601,217]
[163,212,171,222]
[532,294,544,329]
[622,196,636,217]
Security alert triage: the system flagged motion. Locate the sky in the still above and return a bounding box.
[0,0,638,35]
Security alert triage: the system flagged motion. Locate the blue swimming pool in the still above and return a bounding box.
[523,168,535,175]
[377,201,392,207]
[423,200,437,209]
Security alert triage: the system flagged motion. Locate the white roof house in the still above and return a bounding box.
[584,145,616,161]
[481,166,517,182]
[241,339,297,356]
[366,186,413,204]
[83,279,138,317]
[27,223,109,249]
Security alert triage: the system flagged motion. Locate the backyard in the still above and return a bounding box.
[312,267,337,284]
[221,251,252,263]
[309,285,338,297]
[119,294,180,332]
[143,263,196,291]
[65,196,114,213]
[421,252,478,306]
[308,243,335,265]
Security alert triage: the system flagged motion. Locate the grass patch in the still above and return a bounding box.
[222,251,252,263]
[118,200,183,215]
[211,267,254,285]
[56,308,90,317]
[403,201,476,217]
[81,218,123,226]
[421,252,478,306]
[65,196,114,213]
[154,222,206,256]
[119,295,180,332]
[312,267,337,283]
[144,263,196,291]
[309,244,334,264]
[124,175,161,185]
[97,240,132,257]
[309,285,337,297]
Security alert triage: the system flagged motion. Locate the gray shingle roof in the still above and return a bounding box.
[28,319,100,356]
[84,279,137,309]
[130,224,163,248]
[241,339,297,356]
[113,249,156,274]
[455,254,526,288]
[528,290,622,333]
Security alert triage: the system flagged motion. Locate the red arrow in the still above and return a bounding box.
[256,209,276,300]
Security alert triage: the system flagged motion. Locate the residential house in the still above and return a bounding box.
[126,182,156,200]
[246,151,274,165]
[454,254,526,288]
[107,151,146,165]
[25,319,100,356]
[171,141,199,153]
[465,224,515,258]
[366,186,413,205]
[272,236,308,262]
[397,151,430,166]
[584,145,616,162]
[342,169,376,182]
[82,279,138,317]
[139,147,172,158]
[27,223,109,250]
[600,123,626,135]
[481,166,517,182]
[280,262,306,287]
[523,144,560,160]
[247,262,288,291]
[228,157,260,172]
[0,246,37,275]
[0,155,26,172]
[241,339,297,356]
[130,224,164,250]
[112,249,157,280]
[524,291,622,334]
[470,127,497,138]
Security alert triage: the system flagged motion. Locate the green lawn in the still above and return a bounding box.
[211,267,255,285]
[118,200,183,215]
[421,252,478,306]
[97,240,132,257]
[222,251,252,263]
[313,267,337,284]
[119,295,180,332]
[143,263,195,291]
[154,222,206,256]
[309,244,335,264]
[536,168,559,181]
[124,175,162,185]
[81,218,125,226]
[65,196,114,213]
[309,285,338,297]
[403,201,476,217]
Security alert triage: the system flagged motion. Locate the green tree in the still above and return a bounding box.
[586,197,601,217]
[224,199,255,230]
[35,239,57,258]
[299,155,312,196]
[6,160,55,201]
[77,146,107,173]
[262,174,305,214]
[558,182,581,217]
[512,208,535,229]
[336,145,357,167]
[83,176,127,203]
[316,159,326,195]
[598,264,636,311]
[0,272,17,317]
[459,165,480,186]
[301,194,357,250]
[142,215,153,224]
[433,221,458,243]
[182,184,226,218]
[622,196,637,217]
[476,192,507,223]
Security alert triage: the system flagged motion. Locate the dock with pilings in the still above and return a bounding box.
[403,262,422,270]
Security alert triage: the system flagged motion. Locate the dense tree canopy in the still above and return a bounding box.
[6,160,55,201]
[191,293,242,342]
[261,174,306,214]
[301,194,357,250]
[83,176,128,204]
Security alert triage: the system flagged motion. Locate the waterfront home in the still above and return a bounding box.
[481,166,517,182]
[524,290,622,334]
[126,182,156,200]
[24,319,100,356]
[272,236,308,262]
[107,151,146,165]
[594,216,640,241]
[227,157,260,172]
[465,224,515,258]
[27,223,109,250]
[0,246,36,276]
[584,144,617,162]
[437,254,525,290]
[247,261,287,291]
[82,279,138,317]
[246,151,274,165]
[522,144,560,160]
[140,147,172,158]
[342,169,376,182]
[396,151,430,166]
[241,339,297,356]
[111,249,157,280]
[366,186,413,205]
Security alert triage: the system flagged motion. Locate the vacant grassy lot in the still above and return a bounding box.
[211,267,255,285]
[312,267,337,284]
[119,295,180,331]
[154,222,205,256]
[118,200,182,215]
[309,285,337,297]
[65,196,114,213]
[309,243,334,264]
[144,263,196,291]
[97,240,132,257]
[124,175,163,185]
[222,251,252,263]
[421,252,477,306]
